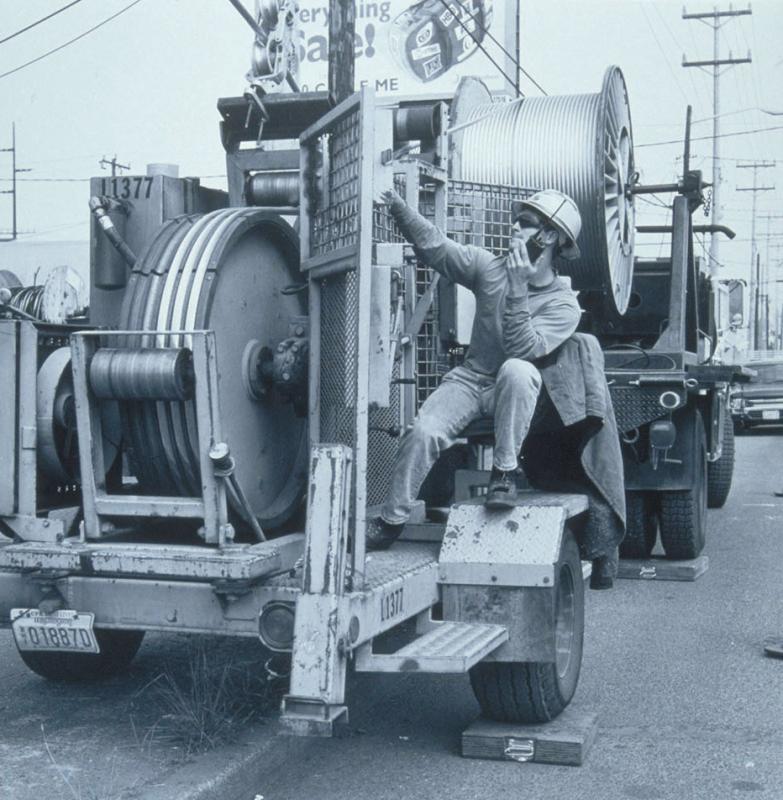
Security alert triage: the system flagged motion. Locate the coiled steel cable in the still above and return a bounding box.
[457,66,636,317]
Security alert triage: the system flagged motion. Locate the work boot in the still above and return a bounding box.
[485,467,518,510]
[590,549,618,590]
[366,517,405,551]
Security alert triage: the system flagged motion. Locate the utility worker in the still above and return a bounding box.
[368,187,584,550]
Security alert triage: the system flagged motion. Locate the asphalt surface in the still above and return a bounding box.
[1,427,782,799]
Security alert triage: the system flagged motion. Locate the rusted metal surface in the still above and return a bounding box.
[0,534,303,581]
[439,502,582,587]
[284,445,353,735]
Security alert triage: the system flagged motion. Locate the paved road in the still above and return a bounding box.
[1,428,782,799]
[254,428,783,800]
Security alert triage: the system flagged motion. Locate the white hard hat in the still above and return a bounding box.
[511,189,582,260]
[731,313,742,325]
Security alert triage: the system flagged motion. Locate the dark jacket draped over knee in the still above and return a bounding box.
[523,333,626,561]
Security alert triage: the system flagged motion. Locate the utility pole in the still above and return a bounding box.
[328,0,355,105]
[99,155,130,177]
[0,123,32,242]
[683,5,752,277]
[737,162,775,348]
[760,214,783,350]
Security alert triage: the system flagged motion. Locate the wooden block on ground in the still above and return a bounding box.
[617,555,709,582]
[461,707,598,766]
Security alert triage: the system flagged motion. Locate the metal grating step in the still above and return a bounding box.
[354,621,508,674]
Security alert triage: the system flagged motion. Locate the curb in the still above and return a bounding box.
[142,720,309,800]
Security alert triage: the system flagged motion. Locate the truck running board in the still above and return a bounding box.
[354,621,508,674]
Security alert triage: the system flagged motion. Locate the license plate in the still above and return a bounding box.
[11,608,99,654]
[762,410,780,420]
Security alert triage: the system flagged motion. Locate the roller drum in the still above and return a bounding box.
[245,172,300,208]
[456,66,635,317]
[89,348,194,401]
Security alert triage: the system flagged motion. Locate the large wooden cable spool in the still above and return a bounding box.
[453,66,636,318]
[119,208,308,530]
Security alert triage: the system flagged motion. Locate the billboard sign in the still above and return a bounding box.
[295,0,518,96]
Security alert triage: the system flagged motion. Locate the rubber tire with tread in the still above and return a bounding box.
[619,491,658,559]
[18,629,145,682]
[659,411,707,560]
[468,530,584,724]
[707,421,735,509]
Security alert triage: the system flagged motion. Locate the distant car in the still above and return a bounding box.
[731,359,783,431]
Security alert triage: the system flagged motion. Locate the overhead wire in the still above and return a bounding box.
[653,3,711,113]
[0,0,86,46]
[637,124,783,148]
[0,0,145,81]
[639,4,689,105]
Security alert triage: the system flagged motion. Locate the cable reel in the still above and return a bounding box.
[117,208,308,531]
[453,66,636,319]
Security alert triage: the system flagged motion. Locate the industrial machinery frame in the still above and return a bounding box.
[0,87,587,738]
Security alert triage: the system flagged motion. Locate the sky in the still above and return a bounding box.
[0,0,782,297]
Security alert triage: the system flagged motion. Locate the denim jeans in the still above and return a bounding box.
[380,358,542,524]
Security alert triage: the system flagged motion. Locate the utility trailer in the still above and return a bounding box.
[0,37,747,737]
[0,83,604,735]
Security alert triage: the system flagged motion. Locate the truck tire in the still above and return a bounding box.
[468,530,584,723]
[707,421,735,509]
[659,411,707,560]
[17,629,145,682]
[619,491,658,559]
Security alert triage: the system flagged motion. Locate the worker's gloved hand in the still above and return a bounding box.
[374,187,406,213]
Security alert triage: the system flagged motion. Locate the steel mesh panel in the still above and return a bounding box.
[447,180,535,255]
[310,110,361,257]
[610,386,669,433]
[414,179,448,409]
[366,173,409,505]
[319,272,359,446]
[367,359,402,505]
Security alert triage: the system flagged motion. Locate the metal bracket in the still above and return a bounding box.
[71,330,232,545]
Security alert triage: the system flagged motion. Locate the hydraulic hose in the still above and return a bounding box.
[88,196,137,268]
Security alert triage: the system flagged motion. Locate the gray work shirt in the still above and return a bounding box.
[392,202,582,376]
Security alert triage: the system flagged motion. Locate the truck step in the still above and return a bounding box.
[354,621,508,674]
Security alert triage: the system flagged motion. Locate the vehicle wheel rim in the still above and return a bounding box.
[555,563,576,680]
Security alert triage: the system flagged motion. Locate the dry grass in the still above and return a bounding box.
[138,638,288,757]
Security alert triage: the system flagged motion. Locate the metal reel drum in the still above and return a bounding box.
[455,66,636,318]
[120,209,308,530]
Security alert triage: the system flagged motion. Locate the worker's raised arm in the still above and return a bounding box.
[378,189,490,289]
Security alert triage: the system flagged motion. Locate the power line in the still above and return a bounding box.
[448,0,548,94]
[640,4,689,104]
[0,0,145,81]
[636,124,783,148]
[0,0,86,46]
